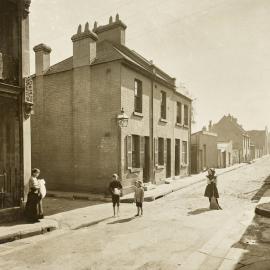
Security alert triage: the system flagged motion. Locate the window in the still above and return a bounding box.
[132,135,140,168]
[158,137,164,165]
[176,102,182,124]
[0,0,19,85]
[160,91,166,119]
[127,135,145,169]
[134,79,142,113]
[182,141,188,164]
[184,105,189,126]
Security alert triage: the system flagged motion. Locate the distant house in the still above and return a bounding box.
[191,127,218,173]
[217,141,233,168]
[209,115,251,163]
[247,127,269,159]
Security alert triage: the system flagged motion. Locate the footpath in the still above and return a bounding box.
[0,161,264,246]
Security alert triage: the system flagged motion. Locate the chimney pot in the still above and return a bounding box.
[77,24,82,34]
[109,16,113,24]
[84,22,90,32]
[33,43,51,76]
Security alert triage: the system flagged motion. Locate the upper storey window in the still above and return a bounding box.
[0,0,20,86]
[134,79,142,113]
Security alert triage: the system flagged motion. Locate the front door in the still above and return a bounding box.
[143,136,150,182]
[166,139,171,178]
[0,94,21,209]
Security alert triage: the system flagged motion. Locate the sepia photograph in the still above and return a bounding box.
[0,0,270,269]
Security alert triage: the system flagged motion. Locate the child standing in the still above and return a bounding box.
[134,180,144,216]
[108,174,122,217]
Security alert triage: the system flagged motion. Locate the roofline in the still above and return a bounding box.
[121,59,192,101]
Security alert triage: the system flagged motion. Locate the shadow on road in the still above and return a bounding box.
[107,217,136,224]
[187,208,211,215]
[229,175,270,269]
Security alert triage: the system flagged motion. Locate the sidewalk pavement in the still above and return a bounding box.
[216,181,270,270]
[0,162,253,245]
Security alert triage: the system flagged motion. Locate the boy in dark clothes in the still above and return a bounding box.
[108,174,123,217]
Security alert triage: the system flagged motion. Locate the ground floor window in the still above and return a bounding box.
[127,135,145,169]
[182,141,188,164]
[158,138,164,165]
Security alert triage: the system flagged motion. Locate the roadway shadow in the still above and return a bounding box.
[187,208,211,215]
[226,174,270,269]
[107,217,136,224]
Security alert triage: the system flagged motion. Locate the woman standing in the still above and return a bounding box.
[204,168,222,210]
[25,168,43,222]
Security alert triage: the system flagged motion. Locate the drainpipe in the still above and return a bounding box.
[150,68,155,184]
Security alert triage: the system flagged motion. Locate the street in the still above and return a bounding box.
[1,157,270,270]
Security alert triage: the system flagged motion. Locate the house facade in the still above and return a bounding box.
[31,16,192,194]
[217,141,233,168]
[0,0,32,221]
[210,115,251,163]
[191,128,218,173]
[247,127,269,159]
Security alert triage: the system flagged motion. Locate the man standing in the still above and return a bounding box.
[109,174,123,217]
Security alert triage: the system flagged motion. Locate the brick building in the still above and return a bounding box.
[209,115,251,163]
[0,0,32,221]
[191,127,218,173]
[31,15,192,194]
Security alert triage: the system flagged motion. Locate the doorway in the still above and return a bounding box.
[175,139,180,176]
[166,139,171,178]
[143,136,150,182]
[0,94,21,209]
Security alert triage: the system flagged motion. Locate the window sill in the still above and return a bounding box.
[133,111,143,118]
[175,123,183,127]
[181,164,188,168]
[183,124,189,129]
[129,167,142,173]
[155,165,165,169]
[159,118,168,123]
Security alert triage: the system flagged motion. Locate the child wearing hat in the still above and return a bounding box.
[134,180,144,216]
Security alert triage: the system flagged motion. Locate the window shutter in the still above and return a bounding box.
[179,140,181,168]
[140,136,145,168]
[154,138,158,166]
[164,139,167,165]
[127,135,132,169]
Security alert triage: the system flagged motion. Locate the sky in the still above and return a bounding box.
[29,0,270,132]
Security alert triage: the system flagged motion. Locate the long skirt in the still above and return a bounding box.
[204,182,219,198]
[25,191,42,222]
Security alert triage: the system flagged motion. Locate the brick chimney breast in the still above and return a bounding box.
[93,14,127,45]
[71,22,98,68]
[33,43,52,76]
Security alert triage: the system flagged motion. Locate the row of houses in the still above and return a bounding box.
[31,15,192,194]
[191,115,269,173]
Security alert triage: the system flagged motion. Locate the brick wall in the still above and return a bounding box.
[32,70,73,191]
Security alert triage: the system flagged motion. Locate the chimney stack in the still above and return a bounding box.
[93,14,127,45]
[71,22,98,68]
[33,43,51,76]
[208,120,212,131]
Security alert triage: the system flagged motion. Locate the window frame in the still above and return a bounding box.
[160,91,166,120]
[134,79,143,114]
[184,104,189,126]
[176,102,182,124]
